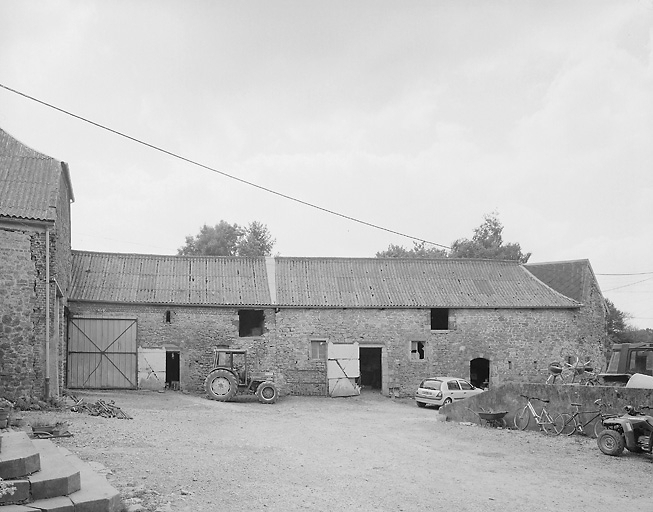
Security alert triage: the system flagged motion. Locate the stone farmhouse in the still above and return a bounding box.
[1,127,608,399]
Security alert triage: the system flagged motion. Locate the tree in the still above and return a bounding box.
[605,298,633,344]
[449,212,531,263]
[376,241,447,259]
[178,220,275,257]
[375,212,531,262]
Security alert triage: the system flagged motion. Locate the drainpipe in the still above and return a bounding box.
[45,227,50,399]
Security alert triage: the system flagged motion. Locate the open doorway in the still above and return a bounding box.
[166,350,180,390]
[359,347,382,390]
[470,358,490,389]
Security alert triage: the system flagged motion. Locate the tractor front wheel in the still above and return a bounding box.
[256,381,278,404]
[205,369,238,401]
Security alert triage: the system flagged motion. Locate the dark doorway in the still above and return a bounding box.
[359,347,382,390]
[166,351,180,389]
[469,358,490,389]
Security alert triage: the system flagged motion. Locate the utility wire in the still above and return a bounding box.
[597,272,653,276]
[603,276,653,292]
[0,82,451,250]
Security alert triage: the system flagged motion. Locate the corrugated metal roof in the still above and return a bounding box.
[70,252,580,308]
[0,127,73,222]
[70,251,272,305]
[274,257,580,308]
[525,259,594,303]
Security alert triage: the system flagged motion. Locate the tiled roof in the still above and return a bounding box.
[524,259,595,303]
[274,257,579,308]
[70,252,580,309]
[70,251,271,305]
[0,127,74,222]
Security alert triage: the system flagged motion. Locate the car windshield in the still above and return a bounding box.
[420,379,442,390]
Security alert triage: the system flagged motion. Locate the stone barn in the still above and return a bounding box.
[0,128,74,398]
[66,252,607,397]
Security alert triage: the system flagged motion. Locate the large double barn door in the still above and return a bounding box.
[67,318,138,389]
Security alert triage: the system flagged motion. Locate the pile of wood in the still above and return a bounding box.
[69,397,132,419]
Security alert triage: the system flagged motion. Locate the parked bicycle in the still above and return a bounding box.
[553,399,615,437]
[514,395,556,433]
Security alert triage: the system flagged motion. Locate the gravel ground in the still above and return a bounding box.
[13,389,653,512]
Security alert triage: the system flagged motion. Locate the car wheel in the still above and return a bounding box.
[597,429,625,456]
[204,369,238,401]
[416,401,426,408]
[442,397,453,406]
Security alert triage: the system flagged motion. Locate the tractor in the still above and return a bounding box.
[204,348,278,404]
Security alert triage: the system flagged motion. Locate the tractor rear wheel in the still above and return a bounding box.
[256,381,278,404]
[205,369,238,401]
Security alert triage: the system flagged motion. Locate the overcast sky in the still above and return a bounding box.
[1,1,652,329]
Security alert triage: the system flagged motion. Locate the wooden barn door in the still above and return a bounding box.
[67,318,138,389]
[327,342,360,397]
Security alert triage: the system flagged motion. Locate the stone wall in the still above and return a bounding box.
[0,229,41,398]
[67,303,278,393]
[66,302,605,398]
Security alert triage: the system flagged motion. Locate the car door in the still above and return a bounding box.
[447,379,462,401]
[458,379,476,399]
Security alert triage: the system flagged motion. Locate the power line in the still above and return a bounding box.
[597,272,653,276]
[0,82,451,250]
[603,276,653,292]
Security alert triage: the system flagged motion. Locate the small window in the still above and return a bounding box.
[165,310,172,323]
[310,340,327,360]
[431,308,449,330]
[447,380,461,391]
[411,341,425,360]
[239,310,264,337]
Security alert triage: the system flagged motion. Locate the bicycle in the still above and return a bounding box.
[514,395,556,433]
[553,399,616,437]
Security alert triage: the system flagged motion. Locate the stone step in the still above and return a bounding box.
[0,432,40,479]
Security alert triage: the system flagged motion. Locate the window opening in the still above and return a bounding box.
[411,341,425,360]
[310,340,327,360]
[430,308,449,330]
[165,310,171,323]
[239,310,264,337]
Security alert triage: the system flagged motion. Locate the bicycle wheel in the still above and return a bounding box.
[514,406,530,430]
[553,413,576,436]
[593,419,606,438]
[539,411,556,434]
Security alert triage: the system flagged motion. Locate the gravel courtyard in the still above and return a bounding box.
[19,389,653,512]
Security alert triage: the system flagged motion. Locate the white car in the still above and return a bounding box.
[415,376,485,408]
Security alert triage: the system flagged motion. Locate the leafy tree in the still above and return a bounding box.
[376,241,447,259]
[376,212,530,262]
[178,220,275,257]
[236,221,276,257]
[605,298,633,344]
[449,212,531,263]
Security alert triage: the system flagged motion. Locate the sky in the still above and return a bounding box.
[0,0,652,329]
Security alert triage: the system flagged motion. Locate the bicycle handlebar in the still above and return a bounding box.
[519,394,549,403]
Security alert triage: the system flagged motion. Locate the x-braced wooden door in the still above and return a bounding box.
[67,318,138,389]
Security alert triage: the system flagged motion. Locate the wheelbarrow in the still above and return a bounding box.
[468,407,508,428]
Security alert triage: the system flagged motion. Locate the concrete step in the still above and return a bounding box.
[0,432,40,479]
[28,440,81,501]
[0,435,121,512]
